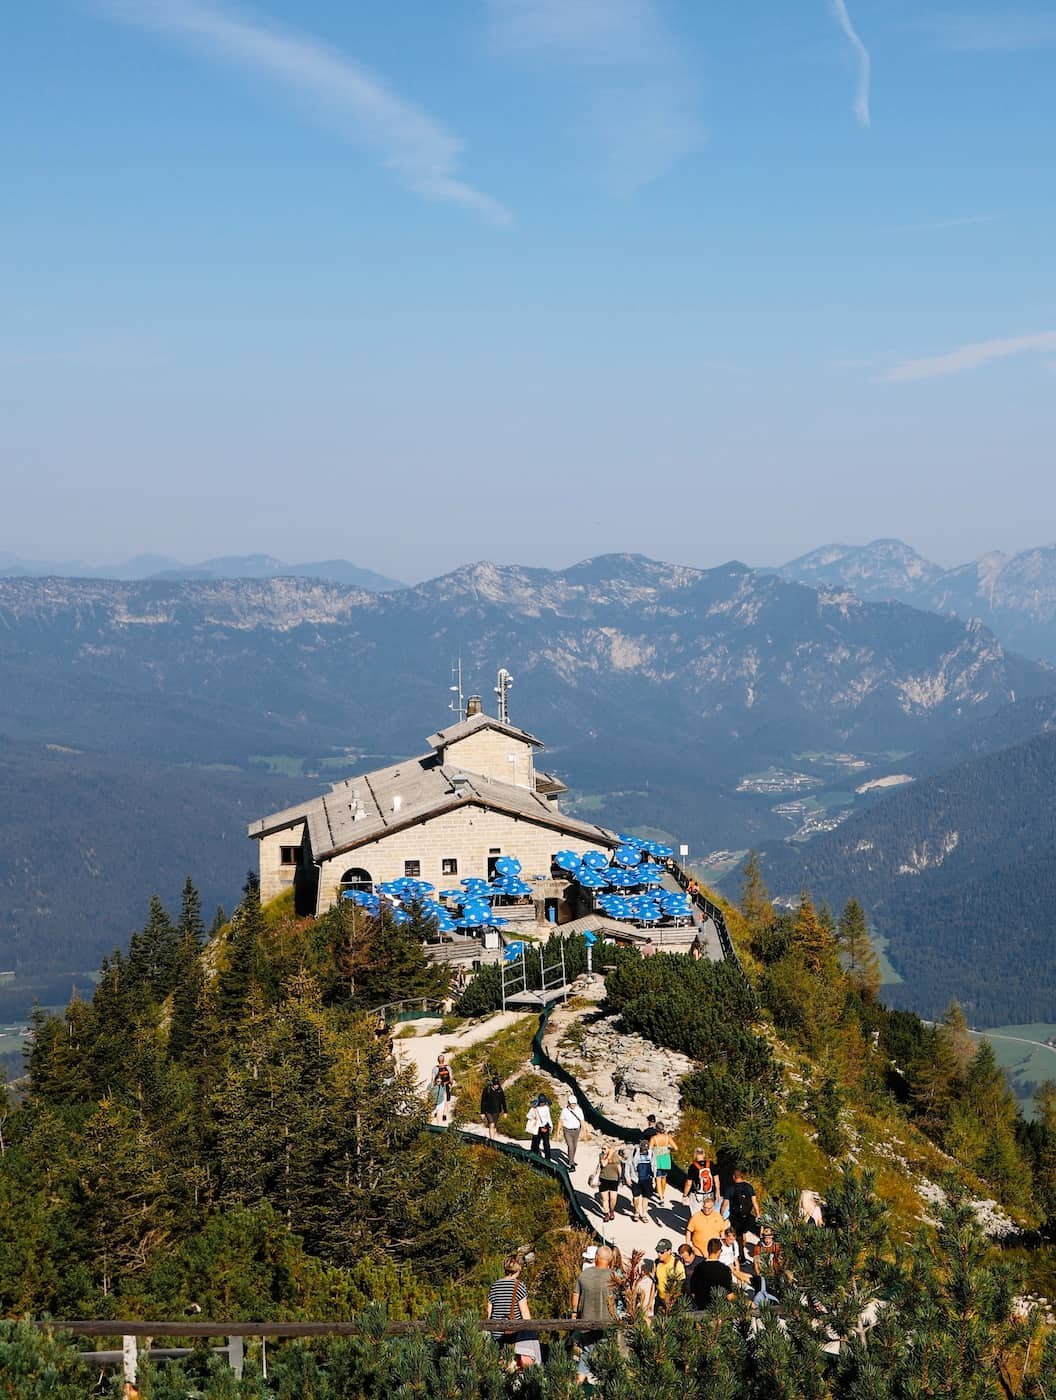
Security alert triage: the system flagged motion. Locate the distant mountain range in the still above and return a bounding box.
[2,554,1054,1012]
[0,550,405,592]
[778,539,1056,665]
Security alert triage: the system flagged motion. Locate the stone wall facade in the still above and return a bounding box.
[440,729,535,790]
[258,818,309,904]
[315,802,608,913]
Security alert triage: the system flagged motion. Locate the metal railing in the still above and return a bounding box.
[667,860,756,1003]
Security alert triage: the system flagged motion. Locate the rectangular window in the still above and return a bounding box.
[404,860,421,877]
[489,847,501,855]
[280,845,302,867]
[442,857,458,876]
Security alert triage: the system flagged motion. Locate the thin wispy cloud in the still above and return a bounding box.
[918,9,1056,52]
[97,0,511,225]
[892,214,1001,232]
[487,0,704,191]
[827,0,871,127]
[883,331,1056,382]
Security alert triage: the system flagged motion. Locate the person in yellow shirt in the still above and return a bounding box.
[653,1238,685,1310]
[685,1198,726,1258]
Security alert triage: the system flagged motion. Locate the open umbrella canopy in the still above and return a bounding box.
[461,877,491,891]
[391,909,412,926]
[439,889,463,901]
[581,850,610,870]
[616,833,643,848]
[492,876,531,897]
[614,845,642,867]
[577,870,608,890]
[494,855,522,876]
[553,850,582,872]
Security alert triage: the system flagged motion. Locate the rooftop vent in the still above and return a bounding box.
[466,695,483,717]
[392,795,402,814]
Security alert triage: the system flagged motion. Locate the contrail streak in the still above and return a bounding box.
[828,0,871,127]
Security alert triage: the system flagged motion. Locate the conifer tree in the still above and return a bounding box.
[168,929,207,1062]
[176,876,206,948]
[129,893,180,997]
[836,897,881,1000]
[791,890,840,976]
[740,850,775,935]
[216,885,267,1028]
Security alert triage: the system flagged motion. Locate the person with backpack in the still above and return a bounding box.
[526,1094,553,1160]
[626,1138,655,1222]
[431,1055,453,1124]
[480,1075,507,1140]
[722,1167,761,1246]
[683,1148,720,1211]
[594,1144,622,1221]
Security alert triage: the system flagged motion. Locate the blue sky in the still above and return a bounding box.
[2,1,1054,579]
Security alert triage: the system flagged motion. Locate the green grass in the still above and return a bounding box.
[872,930,904,986]
[248,753,307,777]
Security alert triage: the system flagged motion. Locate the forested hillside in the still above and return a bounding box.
[4,875,1056,1395]
[0,736,314,997]
[747,731,1056,1023]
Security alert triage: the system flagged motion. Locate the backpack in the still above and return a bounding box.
[636,1146,653,1182]
[698,1164,714,1195]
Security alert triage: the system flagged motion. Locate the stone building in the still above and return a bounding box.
[248,710,618,921]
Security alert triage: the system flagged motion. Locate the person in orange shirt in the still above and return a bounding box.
[685,1198,726,1258]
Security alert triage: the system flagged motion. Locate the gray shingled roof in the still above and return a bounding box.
[248,749,616,861]
[426,712,542,750]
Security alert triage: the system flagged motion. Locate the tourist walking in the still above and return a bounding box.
[486,1253,541,1369]
[686,1198,726,1259]
[560,1095,585,1167]
[626,1138,654,1222]
[722,1167,761,1246]
[654,1238,686,1311]
[526,1095,553,1160]
[683,1148,720,1210]
[480,1075,507,1140]
[571,1244,616,1386]
[634,1259,656,1320]
[431,1054,453,1124]
[594,1144,622,1221]
[650,1122,677,1207]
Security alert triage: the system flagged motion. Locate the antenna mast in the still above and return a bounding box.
[495,667,513,725]
[449,658,464,720]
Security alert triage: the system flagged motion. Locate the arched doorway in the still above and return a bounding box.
[340,867,374,894]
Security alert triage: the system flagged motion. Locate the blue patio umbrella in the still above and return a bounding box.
[554,850,582,871]
[615,845,642,867]
[577,870,607,889]
[581,850,609,870]
[391,909,412,926]
[378,881,403,896]
[439,889,463,901]
[616,833,643,848]
[486,916,509,928]
[494,855,522,876]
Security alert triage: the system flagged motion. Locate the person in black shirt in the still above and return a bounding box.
[689,1239,735,1309]
[721,1167,760,1245]
[480,1076,507,1140]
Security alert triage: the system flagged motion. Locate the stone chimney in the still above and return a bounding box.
[466,695,483,717]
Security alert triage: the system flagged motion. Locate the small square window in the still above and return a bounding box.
[280,845,302,867]
[442,857,458,876]
[404,860,421,877]
[489,847,501,855]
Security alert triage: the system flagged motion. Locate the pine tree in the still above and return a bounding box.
[216,885,267,1027]
[837,897,881,1000]
[168,930,206,1062]
[740,850,774,935]
[790,890,840,977]
[128,894,180,998]
[176,876,206,948]
[208,905,227,939]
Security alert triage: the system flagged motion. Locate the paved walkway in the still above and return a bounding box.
[394,1010,695,1263]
